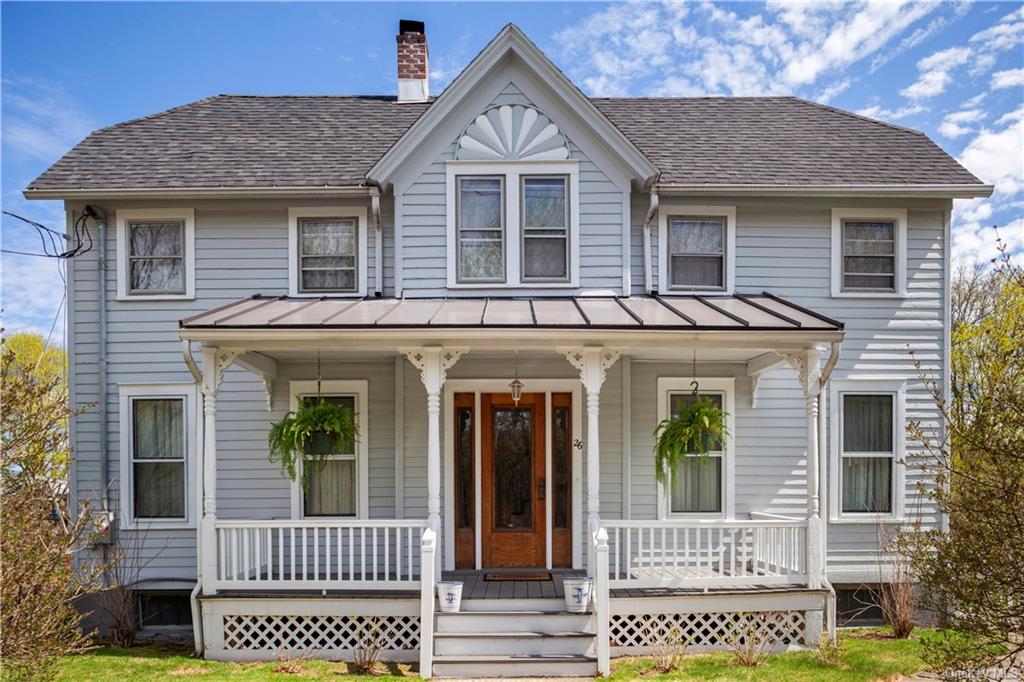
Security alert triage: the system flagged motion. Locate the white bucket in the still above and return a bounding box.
[437,581,463,612]
[563,577,593,613]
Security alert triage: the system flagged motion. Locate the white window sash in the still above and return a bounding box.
[297,217,359,294]
[830,208,908,298]
[657,205,736,295]
[287,207,368,297]
[520,175,570,283]
[456,175,506,284]
[115,209,195,300]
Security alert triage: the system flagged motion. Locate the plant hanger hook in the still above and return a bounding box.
[690,348,700,395]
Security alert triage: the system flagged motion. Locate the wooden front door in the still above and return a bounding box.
[481,392,546,567]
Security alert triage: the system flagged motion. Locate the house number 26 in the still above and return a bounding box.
[573,439,584,449]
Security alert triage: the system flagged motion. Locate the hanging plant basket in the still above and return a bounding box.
[653,395,729,484]
[268,398,359,488]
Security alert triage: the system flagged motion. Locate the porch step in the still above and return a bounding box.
[432,608,597,677]
[459,597,571,613]
[436,610,593,633]
[432,654,598,678]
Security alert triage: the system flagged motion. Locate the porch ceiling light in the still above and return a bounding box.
[509,350,524,404]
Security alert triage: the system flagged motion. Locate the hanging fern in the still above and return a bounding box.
[653,395,729,484]
[268,398,359,489]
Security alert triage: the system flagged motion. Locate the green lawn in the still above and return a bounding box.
[58,628,928,681]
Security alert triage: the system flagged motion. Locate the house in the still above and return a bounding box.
[28,20,991,678]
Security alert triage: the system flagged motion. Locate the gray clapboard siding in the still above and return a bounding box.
[397,84,627,296]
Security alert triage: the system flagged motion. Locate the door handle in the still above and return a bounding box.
[538,477,546,500]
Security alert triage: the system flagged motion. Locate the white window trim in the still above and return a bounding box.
[830,208,908,298]
[288,380,370,519]
[658,205,736,295]
[445,160,580,289]
[829,379,907,523]
[116,208,196,301]
[287,207,369,298]
[656,377,736,520]
[118,383,198,530]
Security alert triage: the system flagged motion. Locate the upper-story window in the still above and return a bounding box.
[456,177,505,282]
[446,161,579,288]
[831,208,907,297]
[658,205,735,294]
[116,208,195,300]
[522,176,569,282]
[288,207,368,297]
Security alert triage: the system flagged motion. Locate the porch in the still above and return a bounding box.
[180,293,843,675]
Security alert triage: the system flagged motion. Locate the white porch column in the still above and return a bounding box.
[560,347,622,572]
[785,346,824,644]
[401,347,467,573]
[199,347,238,596]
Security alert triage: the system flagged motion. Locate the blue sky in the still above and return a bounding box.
[2,1,1022,339]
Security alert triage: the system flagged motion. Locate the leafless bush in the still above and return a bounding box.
[878,524,916,639]
[727,612,780,667]
[812,636,843,666]
[641,616,687,672]
[90,529,167,647]
[351,617,384,674]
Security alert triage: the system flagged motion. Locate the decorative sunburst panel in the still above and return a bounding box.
[456,105,570,161]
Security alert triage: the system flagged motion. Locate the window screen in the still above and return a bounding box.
[522,177,569,281]
[128,221,185,293]
[298,217,358,292]
[457,177,504,282]
[668,217,725,289]
[842,220,896,291]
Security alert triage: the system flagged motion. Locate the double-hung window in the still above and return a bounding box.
[831,209,906,297]
[116,209,195,300]
[839,393,896,514]
[289,380,368,519]
[668,217,726,290]
[447,162,579,288]
[302,395,357,517]
[288,208,367,297]
[841,220,896,291]
[119,384,195,526]
[456,176,505,282]
[298,218,358,293]
[658,377,734,518]
[521,176,569,282]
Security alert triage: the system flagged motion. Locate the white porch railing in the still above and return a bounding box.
[212,519,430,591]
[601,519,808,589]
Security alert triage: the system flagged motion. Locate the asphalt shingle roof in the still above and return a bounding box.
[28,94,984,192]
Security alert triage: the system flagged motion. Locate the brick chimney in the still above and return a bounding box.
[397,19,429,102]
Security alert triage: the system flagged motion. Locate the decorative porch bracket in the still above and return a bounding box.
[200,347,240,596]
[746,352,786,409]
[400,346,468,573]
[559,346,623,572]
[234,351,278,412]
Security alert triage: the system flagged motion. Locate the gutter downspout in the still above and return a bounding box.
[182,340,204,656]
[818,340,841,644]
[642,189,659,294]
[371,190,383,297]
[91,206,114,550]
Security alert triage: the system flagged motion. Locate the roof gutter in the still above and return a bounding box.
[642,189,659,294]
[653,183,994,199]
[23,185,377,201]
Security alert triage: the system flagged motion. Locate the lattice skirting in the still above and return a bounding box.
[201,597,421,662]
[610,610,806,653]
[224,614,419,651]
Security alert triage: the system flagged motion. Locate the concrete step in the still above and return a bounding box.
[435,610,594,634]
[432,654,598,678]
[434,631,595,656]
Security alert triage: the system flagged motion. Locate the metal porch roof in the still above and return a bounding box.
[180,293,843,333]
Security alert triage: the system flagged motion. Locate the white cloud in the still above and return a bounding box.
[958,107,1024,196]
[900,46,972,99]
[939,108,986,138]
[968,5,1024,51]
[0,78,94,163]
[856,103,925,121]
[992,67,1024,89]
[815,77,852,103]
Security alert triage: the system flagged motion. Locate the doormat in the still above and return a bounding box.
[484,572,551,582]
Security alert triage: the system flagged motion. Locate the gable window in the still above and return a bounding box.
[841,220,895,291]
[446,161,580,288]
[658,205,735,294]
[522,176,569,282]
[657,377,735,519]
[831,208,907,297]
[303,395,357,517]
[116,209,195,300]
[840,394,894,514]
[288,207,368,297]
[289,380,369,519]
[298,217,358,293]
[668,216,725,290]
[457,177,505,282]
[119,384,196,527]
